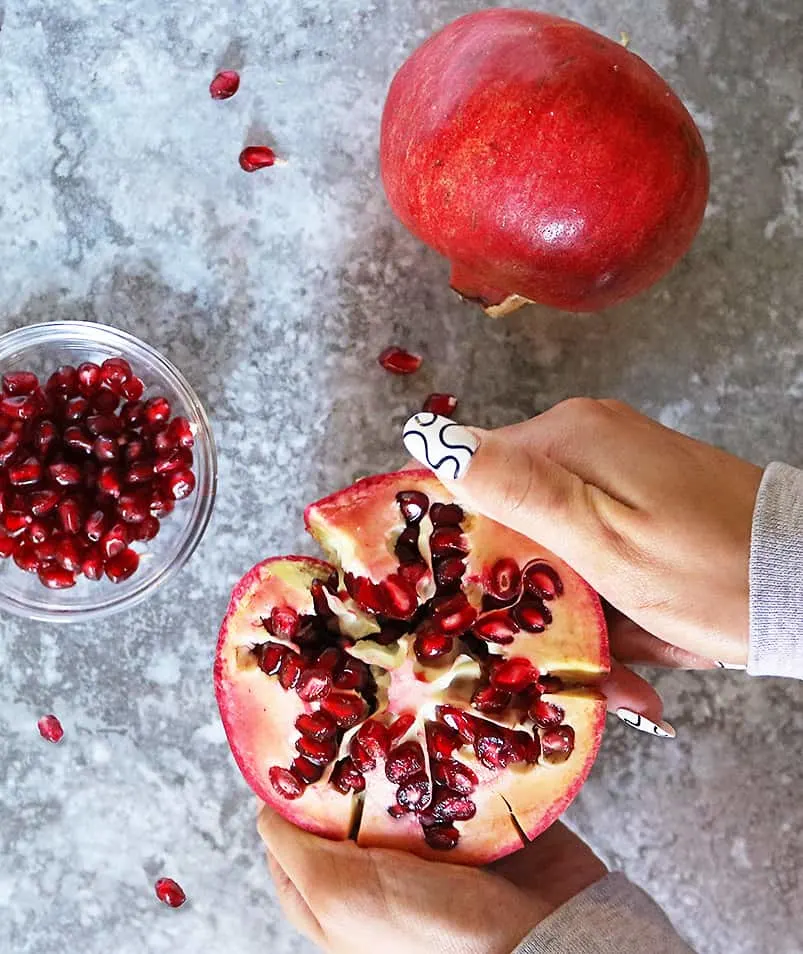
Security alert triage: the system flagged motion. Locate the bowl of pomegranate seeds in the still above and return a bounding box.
[0,321,217,621]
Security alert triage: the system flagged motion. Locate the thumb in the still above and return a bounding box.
[402,413,608,564]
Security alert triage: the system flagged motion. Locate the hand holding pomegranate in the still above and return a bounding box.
[258,801,605,954]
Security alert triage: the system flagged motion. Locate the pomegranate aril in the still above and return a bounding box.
[396,772,431,810]
[55,536,83,572]
[163,468,195,500]
[431,758,478,795]
[388,712,416,745]
[210,69,240,99]
[295,735,337,766]
[330,757,365,794]
[0,431,21,463]
[295,710,338,741]
[8,456,42,486]
[296,668,333,702]
[310,578,333,617]
[77,362,101,396]
[0,532,14,558]
[278,651,305,690]
[269,766,304,800]
[3,371,39,395]
[168,416,194,449]
[423,823,460,850]
[86,414,122,436]
[92,389,120,414]
[292,756,325,784]
[542,725,575,763]
[100,357,132,392]
[398,559,428,584]
[93,435,119,461]
[422,392,458,417]
[101,522,129,559]
[153,450,187,475]
[488,557,521,602]
[529,699,565,729]
[49,462,82,486]
[124,439,147,463]
[514,599,552,632]
[473,609,519,644]
[378,346,422,375]
[414,630,453,660]
[143,396,171,430]
[431,592,477,635]
[429,526,469,557]
[425,721,459,761]
[4,511,31,535]
[84,509,107,542]
[270,605,299,640]
[28,520,51,544]
[239,146,277,172]
[46,366,78,395]
[117,492,149,523]
[474,729,510,770]
[38,714,64,743]
[13,541,40,573]
[471,685,512,713]
[120,376,144,401]
[58,498,82,534]
[81,546,105,581]
[437,705,477,743]
[126,461,154,484]
[396,490,429,523]
[64,426,93,454]
[523,561,564,600]
[333,657,366,691]
[350,720,391,772]
[434,556,465,590]
[131,515,160,541]
[394,524,420,563]
[105,547,139,582]
[0,394,38,420]
[97,466,122,497]
[381,572,418,619]
[121,401,146,429]
[490,657,538,692]
[39,564,76,589]
[64,396,90,421]
[429,503,464,526]
[385,740,425,783]
[316,647,341,671]
[428,792,476,822]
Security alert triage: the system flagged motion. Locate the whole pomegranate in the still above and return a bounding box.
[380,9,709,314]
[215,470,609,864]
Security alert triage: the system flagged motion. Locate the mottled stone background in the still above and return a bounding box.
[0,1,801,952]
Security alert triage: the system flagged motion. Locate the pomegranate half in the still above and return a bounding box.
[215,470,609,864]
[380,9,710,314]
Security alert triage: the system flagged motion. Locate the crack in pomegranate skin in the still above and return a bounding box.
[216,471,610,863]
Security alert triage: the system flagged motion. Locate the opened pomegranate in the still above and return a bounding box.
[216,470,608,864]
[380,9,709,314]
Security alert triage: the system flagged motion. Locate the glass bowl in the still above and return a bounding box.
[0,321,217,622]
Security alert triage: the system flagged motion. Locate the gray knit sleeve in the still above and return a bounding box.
[512,872,695,953]
[748,462,803,678]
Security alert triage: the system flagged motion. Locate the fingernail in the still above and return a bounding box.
[402,413,479,481]
[615,708,676,739]
[715,661,747,671]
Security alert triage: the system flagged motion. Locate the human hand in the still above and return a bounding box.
[258,801,605,954]
[404,399,762,676]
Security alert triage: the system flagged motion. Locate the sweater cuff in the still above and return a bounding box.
[748,462,803,678]
[512,872,694,954]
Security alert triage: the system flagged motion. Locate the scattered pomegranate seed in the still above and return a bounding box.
[210,69,240,100]
[38,714,64,743]
[154,877,187,908]
[423,392,458,416]
[239,146,277,172]
[378,346,422,375]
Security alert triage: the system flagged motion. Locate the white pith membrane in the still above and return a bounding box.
[216,471,609,865]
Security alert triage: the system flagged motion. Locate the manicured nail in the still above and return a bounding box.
[402,413,479,481]
[615,708,676,739]
[715,661,747,671]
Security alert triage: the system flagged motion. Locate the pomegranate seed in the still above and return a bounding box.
[471,685,512,713]
[381,572,418,619]
[542,725,575,763]
[34,537,57,562]
[270,605,299,640]
[3,371,38,395]
[131,515,160,541]
[152,449,185,475]
[437,705,477,743]
[93,435,119,461]
[269,766,304,800]
[121,401,146,429]
[432,759,478,795]
[86,414,122,436]
[523,561,564,600]
[37,714,64,743]
[422,392,458,416]
[118,492,149,523]
[394,524,421,563]
[55,536,83,572]
[434,556,465,590]
[316,647,342,671]
[378,346,422,375]
[14,541,40,573]
[295,735,337,766]
[474,727,511,770]
[105,547,139,582]
[529,699,565,729]
[49,462,82,486]
[239,146,277,172]
[0,531,14,558]
[77,362,101,396]
[4,511,31,535]
[396,490,429,523]
[154,877,186,908]
[398,559,428,585]
[28,519,51,544]
[490,657,538,692]
[39,564,77,589]
[292,755,325,784]
[330,758,365,794]
[121,376,144,401]
[163,468,195,500]
[0,394,38,420]
[388,712,416,744]
[343,573,385,614]
[100,357,132,392]
[425,721,459,761]
[424,824,460,850]
[386,740,425,783]
[58,498,82,534]
[349,723,389,773]
[149,487,174,517]
[333,656,366,691]
[429,503,464,526]
[143,397,171,430]
[414,631,453,659]
[396,772,432,810]
[92,389,120,414]
[278,651,305,690]
[97,466,122,498]
[429,792,476,822]
[8,455,42,486]
[124,438,147,463]
[46,366,79,395]
[429,526,469,557]
[257,642,285,675]
[295,710,337,741]
[168,416,194,448]
[513,599,552,633]
[101,522,129,559]
[296,668,333,702]
[84,509,107,542]
[210,69,240,99]
[473,609,519,644]
[64,396,90,421]
[488,557,521,602]
[0,431,21,463]
[321,692,368,728]
[64,426,93,454]
[431,593,477,635]
[81,546,105,580]
[126,461,154,484]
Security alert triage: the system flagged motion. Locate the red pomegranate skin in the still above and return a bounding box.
[380,9,710,313]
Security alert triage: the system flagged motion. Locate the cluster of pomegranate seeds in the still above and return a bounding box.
[254,486,579,853]
[378,347,422,375]
[154,877,187,908]
[422,392,458,417]
[0,358,196,589]
[239,146,277,172]
[209,70,240,100]
[37,713,64,743]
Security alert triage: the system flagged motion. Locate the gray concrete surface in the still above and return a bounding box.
[0,1,802,952]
